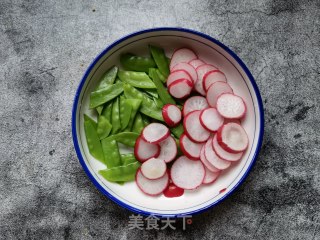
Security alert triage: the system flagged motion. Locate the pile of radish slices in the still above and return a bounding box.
[134,48,249,197]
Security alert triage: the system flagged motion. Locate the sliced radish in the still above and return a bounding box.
[162,104,182,127]
[179,133,204,160]
[183,110,210,143]
[182,96,209,117]
[171,62,197,83]
[170,48,197,70]
[189,59,205,68]
[195,64,218,95]
[168,78,193,99]
[203,166,220,184]
[212,134,243,161]
[170,156,205,190]
[163,183,184,198]
[134,136,160,162]
[204,137,231,170]
[141,157,167,180]
[166,70,192,87]
[224,118,241,125]
[142,123,170,143]
[200,108,224,132]
[206,81,233,107]
[158,136,177,163]
[136,169,169,196]
[200,145,220,172]
[217,123,249,153]
[216,93,246,119]
[203,70,227,92]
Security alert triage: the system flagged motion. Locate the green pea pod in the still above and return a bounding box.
[111,97,121,134]
[174,137,183,156]
[99,161,141,182]
[84,114,97,129]
[96,105,104,115]
[120,53,156,72]
[132,113,144,134]
[123,83,163,121]
[90,82,123,108]
[166,57,171,66]
[97,115,112,140]
[119,96,133,130]
[125,99,142,131]
[141,114,151,126]
[118,70,156,89]
[149,45,170,77]
[148,68,166,83]
[101,101,113,123]
[83,114,104,163]
[171,123,184,138]
[149,68,176,105]
[106,132,139,147]
[121,153,137,165]
[96,66,118,90]
[144,89,159,98]
[154,97,164,109]
[101,138,122,168]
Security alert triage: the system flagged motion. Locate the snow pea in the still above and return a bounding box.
[118,70,156,89]
[119,96,132,130]
[170,123,184,138]
[149,68,175,105]
[121,153,137,165]
[106,132,139,147]
[111,97,121,134]
[132,113,144,134]
[144,89,159,98]
[141,114,150,126]
[99,161,141,182]
[148,68,166,83]
[96,66,118,90]
[90,82,123,108]
[120,53,156,72]
[101,138,122,168]
[96,106,104,115]
[83,114,104,163]
[125,99,142,131]
[123,83,163,121]
[101,101,113,122]
[97,115,112,140]
[154,97,164,109]
[149,45,170,77]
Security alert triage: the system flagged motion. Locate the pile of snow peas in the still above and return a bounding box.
[84,45,183,184]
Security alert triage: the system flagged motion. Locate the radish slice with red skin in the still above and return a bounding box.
[216,93,246,119]
[195,64,218,95]
[170,48,197,70]
[189,59,205,68]
[224,118,241,125]
[141,157,167,180]
[203,70,227,92]
[183,110,210,143]
[182,96,209,117]
[203,166,220,184]
[142,123,170,143]
[171,62,197,83]
[204,137,231,170]
[217,123,249,153]
[168,78,193,99]
[200,145,220,172]
[163,183,184,198]
[166,70,192,87]
[179,133,204,160]
[134,136,160,162]
[162,104,182,127]
[212,134,243,161]
[200,108,224,132]
[158,136,177,163]
[136,169,169,196]
[170,156,205,190]
[206,81,233,107]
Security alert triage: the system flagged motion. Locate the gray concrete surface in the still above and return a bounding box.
[0,0,319,239]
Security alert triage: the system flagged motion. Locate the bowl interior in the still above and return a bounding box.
[73,29,263,217]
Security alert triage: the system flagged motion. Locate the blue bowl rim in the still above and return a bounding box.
[71,27,264,218]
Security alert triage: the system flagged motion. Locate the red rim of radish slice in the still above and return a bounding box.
[200,145,220,172]
[179,133,204,160]
[203,70,227,92]
[206,81,233,107]
[171,62,197,83]
[217,123,249,153]
[140,157,167,180]
[212,134,243,161]
[169,48,198,70]
[168,78,193,99]
[166,70,192,87]
[195,64,218,95]
[170,156,205,190]
[188,59,205,68]
[202,166,220,184]
[199,108,224,132]
[135,168,169,196]
[216,93,246,119]
[158,136,177,163]
[183,110,210,143]
[204,137,231,170]
[141,123,170,143]
[134,136,160,162]
[162,104,182,127]
[182,96,209,117]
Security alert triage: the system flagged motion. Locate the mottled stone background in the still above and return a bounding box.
[0,0,319,239]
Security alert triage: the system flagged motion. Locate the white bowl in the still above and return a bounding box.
[72,28,264,217]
